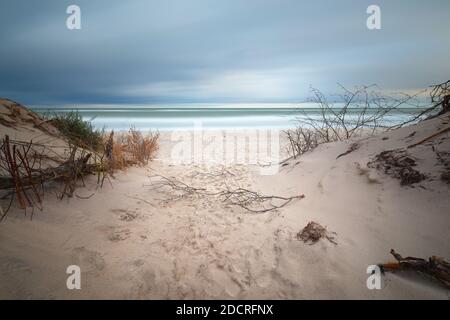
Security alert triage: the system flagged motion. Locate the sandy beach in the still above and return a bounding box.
[1,100,449,299]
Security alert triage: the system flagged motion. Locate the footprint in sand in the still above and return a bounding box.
[111,208,127,214]
[203,265,243,298]
[131,269,170,298]
[1,257,32,275]
[108,228,131,242]
[119,212,139,222]
[111,209,139,222]
[70,247,105,273]
[95,225,132,242]
[133,259,145,267]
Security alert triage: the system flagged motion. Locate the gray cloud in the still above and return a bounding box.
[0,0,449,105]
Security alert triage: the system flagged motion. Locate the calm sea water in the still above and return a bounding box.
[31,103,423,131]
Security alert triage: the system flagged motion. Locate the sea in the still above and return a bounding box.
[31,103,424,131]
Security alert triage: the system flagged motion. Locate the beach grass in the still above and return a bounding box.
[48,111,104,151]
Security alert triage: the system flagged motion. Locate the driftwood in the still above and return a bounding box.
[379,249,450,289]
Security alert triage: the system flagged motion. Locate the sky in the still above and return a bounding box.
[0,0,449,105]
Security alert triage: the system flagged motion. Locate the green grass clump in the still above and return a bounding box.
[49,111,104,151]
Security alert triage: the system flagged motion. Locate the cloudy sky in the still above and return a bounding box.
[0,0,449,105]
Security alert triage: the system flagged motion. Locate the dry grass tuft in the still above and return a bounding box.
[106,128,159,170]
[111,142,128,170]
[127,128,159,166]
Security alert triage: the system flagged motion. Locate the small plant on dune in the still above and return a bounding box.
[48,111,104,151]
[126,128,159,165]
[101,128,159,171]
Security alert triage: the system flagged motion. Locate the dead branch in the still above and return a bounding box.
[284,127,321,159]
[147,174,304,214]
[0,152,93,190]
[379,249,450,289]
[220,186,304,214]
[0,135,44,219]
[284,84,424,160]
[302,84,416,141]
[336,142,359,159]
[430,80,450,114]
[0,135,100,219]
[391,80,450,129]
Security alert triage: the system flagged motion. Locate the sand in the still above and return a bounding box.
[0,106,449,299]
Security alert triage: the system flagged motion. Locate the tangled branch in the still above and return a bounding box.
[284,84,426,159]
[391,80,450,129]
[0,136,102,220]
[147,174,304,214]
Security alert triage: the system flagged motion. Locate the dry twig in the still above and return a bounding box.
[147,174,304,214]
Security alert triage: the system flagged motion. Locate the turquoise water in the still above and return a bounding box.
[31,103,424,131]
